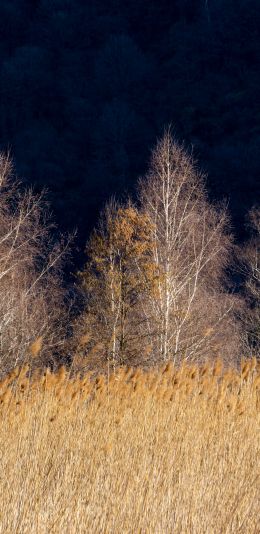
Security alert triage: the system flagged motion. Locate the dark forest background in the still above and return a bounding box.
[0,0,259,261]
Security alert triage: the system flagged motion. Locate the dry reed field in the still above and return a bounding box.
[0,358,259,533]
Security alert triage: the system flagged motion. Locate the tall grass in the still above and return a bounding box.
[0,359,259,533]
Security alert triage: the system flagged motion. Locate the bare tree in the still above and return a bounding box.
[138,130,239,364]
[0,153,70,374]
[239,207,260,356]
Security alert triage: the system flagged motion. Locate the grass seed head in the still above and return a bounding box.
[29,337,43,358]
[213,358,223,377]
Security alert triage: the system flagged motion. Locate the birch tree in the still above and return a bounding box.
[139,130,239,363]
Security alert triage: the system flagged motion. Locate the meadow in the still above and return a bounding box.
[0,358,259,533]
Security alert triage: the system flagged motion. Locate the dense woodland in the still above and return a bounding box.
[0,0,259,249]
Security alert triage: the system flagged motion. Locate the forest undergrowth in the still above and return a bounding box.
[0,358,259,533]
